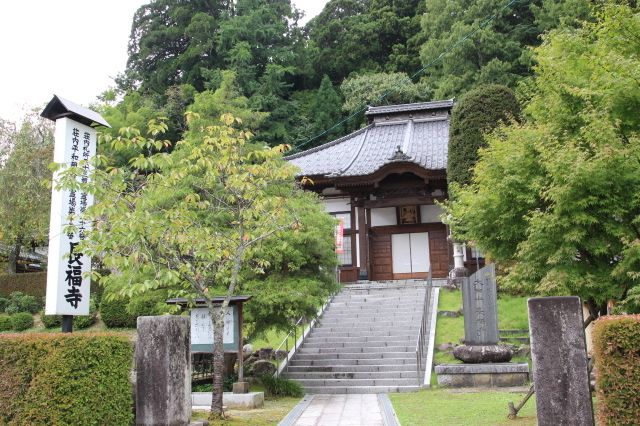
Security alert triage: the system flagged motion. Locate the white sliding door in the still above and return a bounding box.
[391,232,430,275]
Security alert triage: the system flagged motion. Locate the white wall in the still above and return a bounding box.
[371,207,397,227]
[420,204,444,223]
[323,197,350,213]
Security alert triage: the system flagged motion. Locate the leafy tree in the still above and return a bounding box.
[445,4,640,315]
[419,0,592,99]
[340,72,431,128]
[448,84,520,186]
[302,75,344,147]
[62,114,335,418]
[0,112,53,272]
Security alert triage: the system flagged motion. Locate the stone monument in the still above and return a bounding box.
[528,296,594,426]
[136,316,191,426]
[436,263,529,387]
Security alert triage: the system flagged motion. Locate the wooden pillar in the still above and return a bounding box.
[350,198,357,268]
[237,303,244,381]
[358,206,369,280]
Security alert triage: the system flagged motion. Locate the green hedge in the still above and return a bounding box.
[100,296,160,329]
[592,315,640,426]
[9,312,33,331]
[0,332,133,425]
[0,314,11,331]
[0,272,47,298]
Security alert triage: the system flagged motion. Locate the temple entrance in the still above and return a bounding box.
[391,232,430,279]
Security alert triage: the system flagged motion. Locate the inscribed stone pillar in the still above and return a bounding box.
[528,297,594,426]
[136,316,191,426]
[462,263,499,345]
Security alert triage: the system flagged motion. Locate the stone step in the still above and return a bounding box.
[293,352,415,360]
[284,371,418,380]
[309,330,416,338]
[329,300,423,306]
[303,339,415,348]
[293,378,418,387]
[285,364,416,373]
[298,346,414,354]
[312,325,420,333]
[320,314,423,322]
[305,335,414,343]
[301,385,420,394]
[316,320,420,328]
[288,358,417,367]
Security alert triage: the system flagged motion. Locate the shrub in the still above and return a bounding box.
[3,291,42,314]
[40,312,62,329]
[592,315,640,426]
[0,332,133,425]
[100,297,136,328]
[73,298,98,330]
[0,297,8,312]
[0,315,11,331]
[0,272,46,297]
[260,374,303,397]
[448,84,521,186]
[10,312,34,331]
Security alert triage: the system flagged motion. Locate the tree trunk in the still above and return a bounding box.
[7,238,22,273]
[209,305,227,419]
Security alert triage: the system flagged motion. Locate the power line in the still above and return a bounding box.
[289,0,523,153]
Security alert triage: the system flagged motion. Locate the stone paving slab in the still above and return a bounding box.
[284,394,386,426]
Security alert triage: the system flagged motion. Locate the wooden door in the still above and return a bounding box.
[391,232,430,279]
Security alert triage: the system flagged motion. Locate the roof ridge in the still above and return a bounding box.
[284,125,373,160]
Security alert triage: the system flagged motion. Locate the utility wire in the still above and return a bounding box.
[289,0,523,153]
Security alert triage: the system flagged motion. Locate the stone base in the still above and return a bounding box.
[453,344,513,363]
[232,381,250,394]
[435,363,529,388]
[191,392,264,409]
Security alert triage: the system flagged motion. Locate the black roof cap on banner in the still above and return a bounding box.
[41,95,111,128]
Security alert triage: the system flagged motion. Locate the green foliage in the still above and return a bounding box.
[3,291,42,314]
[0,272,47,298]
[592,315,640,425]
[0,314,11,331]
[448,84,520,186]
[40,312,62,329]
[100,297,136,329]
[303,75,344,146]
[0,333,133,425]
[419,0,592,98]
[260,374,303,397]
[445,4,640,309]
[73,298,97,330]
[341,72,430,117]
[0,297,7,312]
[0,112,54,273]
[9,312,33,331]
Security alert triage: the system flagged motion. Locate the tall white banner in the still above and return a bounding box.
[45,117,95,315]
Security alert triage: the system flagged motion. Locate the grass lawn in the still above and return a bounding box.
[390,388,536,426]
[191,396,300,425]
[434,289,530,364]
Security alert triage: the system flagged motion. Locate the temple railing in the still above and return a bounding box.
[415,268,433,387]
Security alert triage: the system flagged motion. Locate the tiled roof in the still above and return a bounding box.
[286,102,450,178]
[365,99,454,117]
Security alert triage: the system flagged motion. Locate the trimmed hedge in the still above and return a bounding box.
[10,312,33,331]
[0,272,47,298]
[100,295,160,329]
[0,314,11,331]
[0,332,133,425]
[592,315,640,426]
[448,84,521,186]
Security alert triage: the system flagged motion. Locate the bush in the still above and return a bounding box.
[260,374,304,397]
[74,298,98,330]
[3,291,42,314]
[0,314,11,331]
[100,297,136,328]
[101,294,161,329]
[10,312,34,331]
[0,297,8,312]
[0,272,46,297]
[40,312,62,329]
[0,332,133,425]
[448,84,521,186]
[592,315,640,426]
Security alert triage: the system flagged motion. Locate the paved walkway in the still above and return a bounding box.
[282,394,391,426]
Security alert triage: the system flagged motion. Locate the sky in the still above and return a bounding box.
[0,0,327,122]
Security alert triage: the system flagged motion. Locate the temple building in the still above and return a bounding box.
[287,100,482,282]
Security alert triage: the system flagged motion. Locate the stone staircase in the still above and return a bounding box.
[282,282,434,394]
